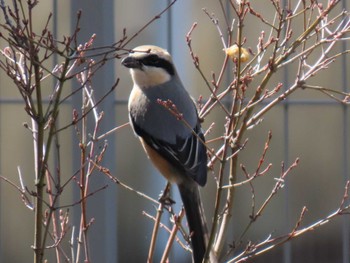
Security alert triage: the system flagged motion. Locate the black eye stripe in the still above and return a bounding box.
[141,54,159,65]
[140,54,175,76]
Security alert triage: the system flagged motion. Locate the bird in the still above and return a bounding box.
[121,45,209,263]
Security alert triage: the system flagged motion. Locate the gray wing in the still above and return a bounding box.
[131,115,207,186]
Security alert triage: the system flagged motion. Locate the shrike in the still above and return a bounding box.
[122,45,209,263]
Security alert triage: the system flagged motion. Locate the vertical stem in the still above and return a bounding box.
[34,177,44,263]
[33,50,45,263]
[46,171,61,263]
[76,84,90,263]
[33,53,70,263]
[148,183,171,262]
[160,208,185,263]
[28,33,71,263]
[34,185,44,263]
[204,16,234,262]
[212,2,244,256]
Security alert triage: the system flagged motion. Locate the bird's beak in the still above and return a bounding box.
[121,56,142,69]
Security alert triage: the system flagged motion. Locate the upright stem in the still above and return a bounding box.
[40,60,70,257]
[212,3,244,256]
[76,84,90,263]
[33,53,45,263]
[32,49,70,263]
[148,183,171,262]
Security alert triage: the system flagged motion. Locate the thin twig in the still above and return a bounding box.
[148,183,171,262]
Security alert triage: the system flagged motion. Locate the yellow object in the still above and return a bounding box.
[224,44,250,62]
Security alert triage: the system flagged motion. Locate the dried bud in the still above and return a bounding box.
[224,44,250,63]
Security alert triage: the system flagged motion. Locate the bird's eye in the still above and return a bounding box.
[142,54,160,66]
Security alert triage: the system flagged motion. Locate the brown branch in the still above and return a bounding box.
[160,208,186,263]
[148,183,171,263]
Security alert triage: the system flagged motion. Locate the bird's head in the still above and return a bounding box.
[122,45,176,87]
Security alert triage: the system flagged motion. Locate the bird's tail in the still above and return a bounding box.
[178,182,208,263]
